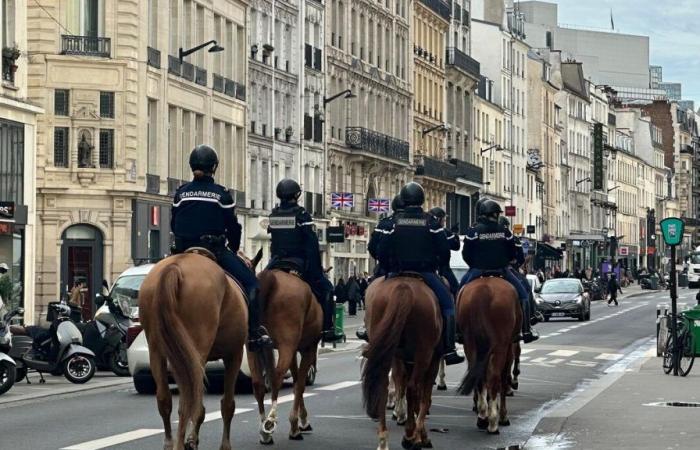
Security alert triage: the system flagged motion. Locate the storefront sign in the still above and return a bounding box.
[0,201,15,220]
[619,246,629,256]
[593,123,604,190]
[326,226,345,243]
[505,206,516,217]
[513,224,524,235]
[526,225,536,234]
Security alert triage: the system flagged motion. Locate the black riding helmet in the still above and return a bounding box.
[400,182,425,207]
[189,145,219,173]
[391,195,405,212]
[498,216,510,228]
[276,178,302,201]
[475,197,489,217]
[430,207,446,219]
[480,200,503,221]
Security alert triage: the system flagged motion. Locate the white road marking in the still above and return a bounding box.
[263,392,316,405]
[202,408,253,423]
[314,380,361,391]
[521,348,536,354]
[548,350,579,357]
[595,353,624,361]
[61,429,164,450]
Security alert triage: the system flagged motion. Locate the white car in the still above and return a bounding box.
[526,274,542,297]
[118,264,316,394]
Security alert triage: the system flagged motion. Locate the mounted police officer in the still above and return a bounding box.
[266,178,344,343]
[171,145,272,351]
[461,200,539,343]
[378,182,464,365]
[430,207,460,296]
[368,195,404,277]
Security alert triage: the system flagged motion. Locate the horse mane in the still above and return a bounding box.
[149,263,205,422]
[362,282,414,419]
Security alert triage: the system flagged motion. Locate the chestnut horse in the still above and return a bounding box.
[362,276,442,450]
[249,267,322,444]
[456,276,521,435]
[139,253,248,450]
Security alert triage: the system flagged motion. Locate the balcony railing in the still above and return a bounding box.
[415,156,458,183]
[146,174,160,194]
[608,112,617,126]
[345,127,410,163]
[61,35,111,57]
[213,73,224,93]
[420,0,451,21]
[452,159,484,185]
[446,47,480,79]
[195,66,207,86]
[147,47,161,68]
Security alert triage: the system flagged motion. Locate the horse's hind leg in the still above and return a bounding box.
[500,344,515,427]
[509,342,521,394]
[417,355,441,448]
[387,369,396,410]
[486,349,507,434]
[186,357,207,450]
[297,348,316,433]
[436,358,447,390]
[392,361,407,425]
[219,355,242,450]
[151,350,174,450]
[262,346,294,441]
[248,351,270,444]
[289,347,316,439]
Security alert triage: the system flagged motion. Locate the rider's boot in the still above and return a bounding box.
[321,292,344,343]
[520,298,539,343]
[442,315,465,365]
[246,288,273,352]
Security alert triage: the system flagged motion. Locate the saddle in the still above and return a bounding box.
[388,271,424,281]
[184,247,217,262]
[478,269,506,279]
[268,258,304,279]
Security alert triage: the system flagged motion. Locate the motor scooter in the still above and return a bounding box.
[0,300,23,395]
[10,302,96,384]
[77,292,133,376]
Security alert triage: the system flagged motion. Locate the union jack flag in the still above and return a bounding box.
[331,192,354,209]
[368,198,390,213]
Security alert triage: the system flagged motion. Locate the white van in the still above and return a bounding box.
[450,239,469,282]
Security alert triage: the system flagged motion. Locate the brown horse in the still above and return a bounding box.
[139,253,248,450]
[362,276,442,450]
[456,276,521,435]
[249,268,322,444]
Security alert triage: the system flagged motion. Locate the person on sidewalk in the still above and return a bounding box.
[607,273,623,306]
[346,275,360,317]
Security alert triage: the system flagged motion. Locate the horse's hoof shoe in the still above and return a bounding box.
[506,390,514,397]
[259,436,274,446]
[488,429,500,435]
[387,404,395,411]
[397,418,407,426]
[289,433,303,441]
[422,440,434,448]
[511,382,519,390]
[437,384,447,391]
[299,423,313,433]
[499,419,511,426]
[477,417,489,430]
[401,437,414,449]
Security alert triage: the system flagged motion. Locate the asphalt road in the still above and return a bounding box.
[0,288,686,450]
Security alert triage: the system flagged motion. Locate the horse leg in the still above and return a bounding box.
[151,350,174,450]
[219,355,242,450]
[387,368,396,410]
[417,354,440,449]
[186,357,207,450]
[476,384,489,430]
[393,362,408,426]
[297,348,316,433]
[289,348,315,439]
[262,346,294,441]
[510,342,521,393]
[486,350,507,434]
[402,362,420,450]
[436,358,447,391]
[249,352,270,445]
[500,344,514,427]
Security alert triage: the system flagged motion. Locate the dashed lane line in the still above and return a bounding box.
[539,302,648,339]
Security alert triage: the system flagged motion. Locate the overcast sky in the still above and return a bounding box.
[544,0,700,108]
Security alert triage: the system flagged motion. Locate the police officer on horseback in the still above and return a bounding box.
[377,182,464,365]
[461,200,539,343]
[266,178,344,343]
[171,145,272,351]
[430,207,460,296]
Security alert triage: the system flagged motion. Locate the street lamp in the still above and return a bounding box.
[480,144,504,154]
[422,123,446,137]
[323,89,356,108]
[607,185,620,193]
[576,177,592,186]
[179,40,224,63]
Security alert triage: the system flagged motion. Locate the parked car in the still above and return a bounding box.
[119,263,316,394]
[535,278,591,322]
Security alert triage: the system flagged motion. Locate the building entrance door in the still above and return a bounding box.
[61,225,103,320]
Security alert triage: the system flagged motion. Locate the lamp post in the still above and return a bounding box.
[576,177,592,186]
[480,144,504,155]
[179,40,224,63]
[321,89,356,213]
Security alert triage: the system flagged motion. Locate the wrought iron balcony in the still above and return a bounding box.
[415,156,458,183]
[452,159,484,185]
[419,0,451,21]
[608,112,616,126]
[446,48,480,79]
[345,127,410,163]
[147,47,161,68]
[61,35,111,57]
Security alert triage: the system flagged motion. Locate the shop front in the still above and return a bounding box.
[0,202,27,312]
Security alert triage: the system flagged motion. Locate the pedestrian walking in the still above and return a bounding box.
[346,275,360,317]
[334,278,347,304]
[358,273,369,310]
[607,273,623,306]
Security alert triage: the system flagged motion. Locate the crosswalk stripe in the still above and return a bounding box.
[595,353,624,361]
[521,348,536,354]
[548,350,579,357]
[315,381,361,391]
[61,429,164,450]
[263,392,316,406]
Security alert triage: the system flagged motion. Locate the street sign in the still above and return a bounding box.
[326,226,345,243]
[619,246,629,256]
[526,225,536,234]
[660,217,684,246]
[513,224,524,235]
[505,206,516,217]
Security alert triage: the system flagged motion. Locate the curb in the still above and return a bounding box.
[0,377,133,407]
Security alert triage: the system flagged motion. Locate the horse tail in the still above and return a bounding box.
[457,283,492,396]
[151,263,204,423]
[362,282,413,419]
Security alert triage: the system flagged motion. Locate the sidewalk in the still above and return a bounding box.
[0,371,132,406]
[318,305,366,355]
[526,350,700,449]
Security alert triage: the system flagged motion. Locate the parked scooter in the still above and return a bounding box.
[10,302,96,384]
[0,300,23,395]
[77,292,133,376]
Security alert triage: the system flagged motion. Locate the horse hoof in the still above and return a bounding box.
[184,441,197,450]
[499,418,511,426]
[422,439,434,448]
[472,405,478,413]
[401,437,414,450]
[477,417,489,430]
[397,417,407,426]
[299,423,313,433]
[506,390,514,397]
[289,433,304,441]
[437,384,447,391]
[392,412,397,421]
[259,436,274,446]
[387,403,396,411]
[488,429,500,435]
[511,382,519,390]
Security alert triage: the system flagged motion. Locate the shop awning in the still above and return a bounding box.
[536,243,563,260]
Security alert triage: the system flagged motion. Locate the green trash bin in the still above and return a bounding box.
[683,308,700,355]
[334,303,346,343]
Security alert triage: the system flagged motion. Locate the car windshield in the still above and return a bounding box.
[690,254,700,264]
[541,280,580,294]
[110,275,146,314]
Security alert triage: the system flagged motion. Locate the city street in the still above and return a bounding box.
[0,287,685,450]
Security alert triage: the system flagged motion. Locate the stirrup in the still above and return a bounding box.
[521,330,539,344]
[356,327,368,342]
[321,329,344,343]
[443,351,465,366]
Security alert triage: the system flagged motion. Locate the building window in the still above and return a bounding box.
[147,99,158,174]
[64,0,104,37]
[148,0,158,47]
[99,129,114,168]
[100,91,114,118]
[0,118,24,205]
[54,127,69,168]
[54,89,70,116]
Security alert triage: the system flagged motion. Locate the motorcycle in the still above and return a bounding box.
[10,302,97,384]
[0,300,23,395]
[76,293,134,377]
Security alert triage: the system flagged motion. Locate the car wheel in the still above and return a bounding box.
[134,374,158,394]
[305,363,317,386]
[578,310,585,322]
[585,307,591,321]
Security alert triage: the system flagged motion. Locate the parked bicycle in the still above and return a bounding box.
[662,311,697,377]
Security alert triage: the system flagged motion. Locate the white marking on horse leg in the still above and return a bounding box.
[437,358,446,388]
[488,395,500,433]
[478,387,488,419]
